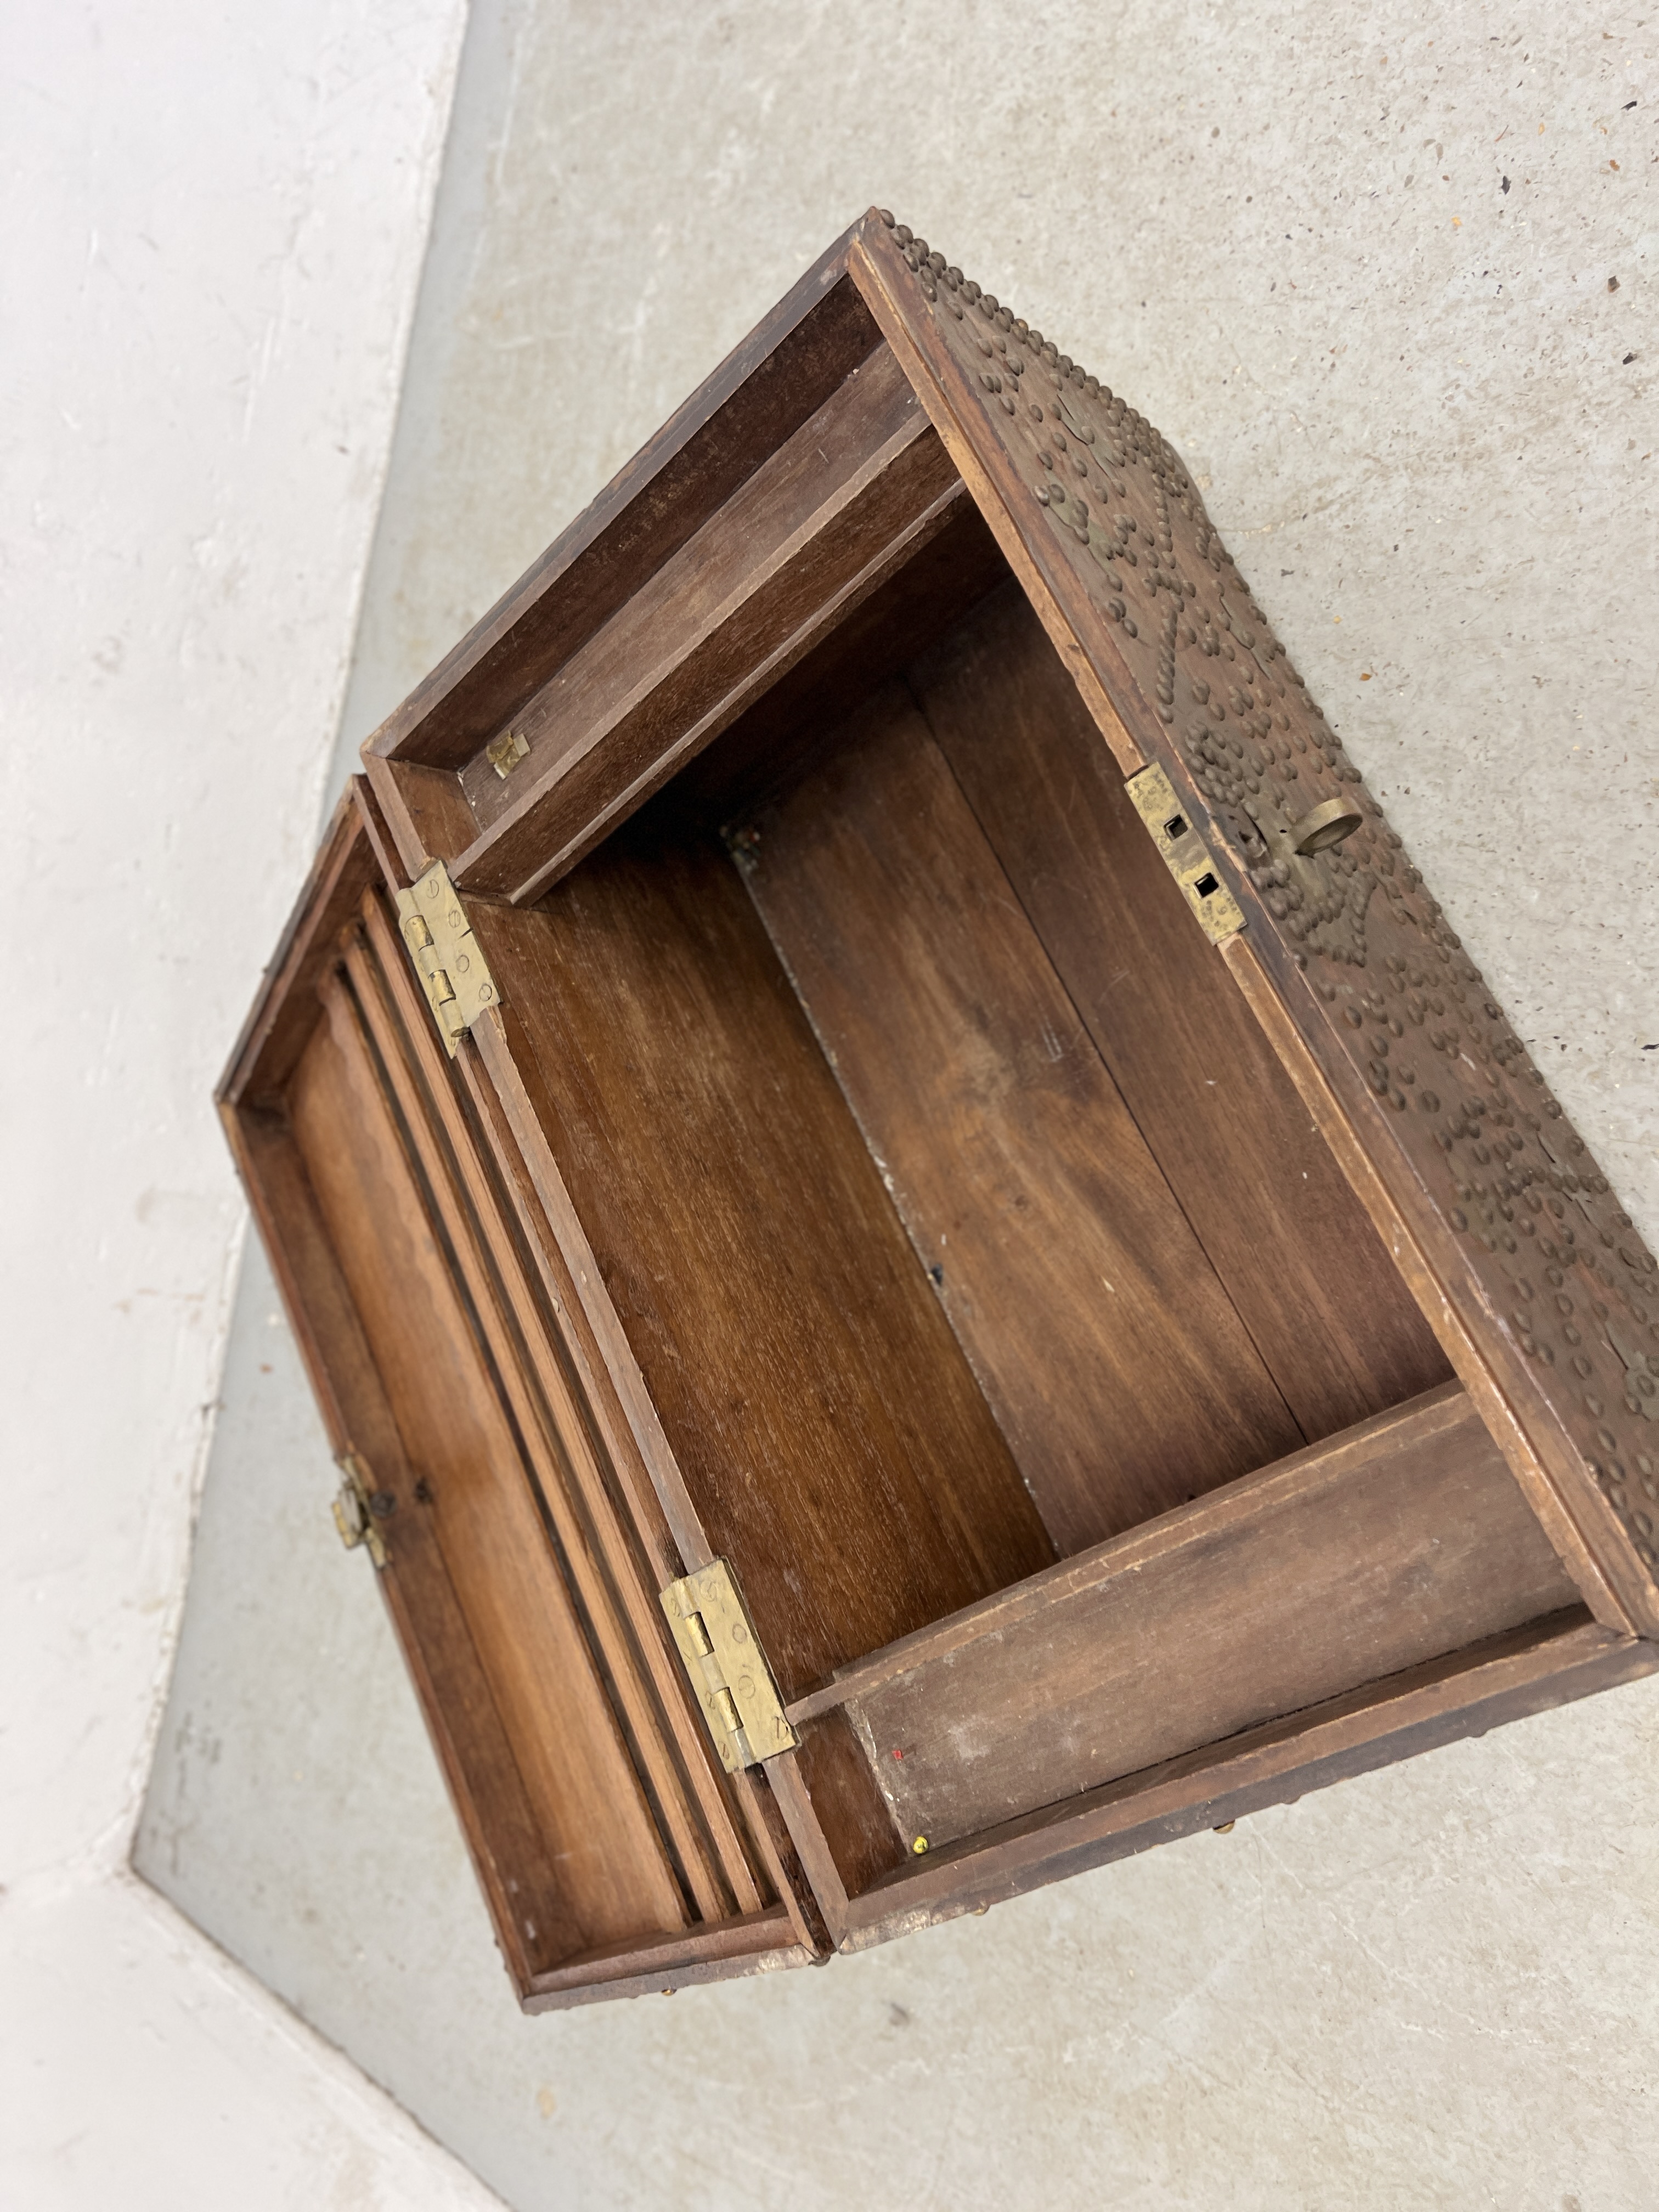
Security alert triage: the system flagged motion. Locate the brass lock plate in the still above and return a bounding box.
[660,1559,797,1773]
[1125,763,1246,945]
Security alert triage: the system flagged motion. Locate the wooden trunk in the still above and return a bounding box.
[222,211,1659,2010]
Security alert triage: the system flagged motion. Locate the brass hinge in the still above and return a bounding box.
[660,1559,798,1772]
[332,1450,392,1568]
[393,862,501,1057]
[1125,763,1246,945]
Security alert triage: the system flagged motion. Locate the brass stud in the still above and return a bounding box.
[912,1836,929,1855]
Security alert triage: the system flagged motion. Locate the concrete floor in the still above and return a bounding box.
[138,3,1659,2205]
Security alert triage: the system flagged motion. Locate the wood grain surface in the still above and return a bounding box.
[452,349,963,901]
[736,679,1305,1553]
[467,809,1057,1699]
[912,580,1452,1442]
[834,1611,1647,1944]
[291,970,690,1954]
[821,1381,1578,1852]
[345,901,770,1926]
[366,233,880,772]
[851,206,1659,1635]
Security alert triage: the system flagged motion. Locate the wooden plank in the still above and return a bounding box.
[788,1711,909,1904]
[802,1381,1581,1851]
[845,223,1146,777]
[450,379,963,901]
[792,1385,1477,1722]
[224,1108,573,1989]
[522,1909,811,2013]
[736,679,1305,1554]
[838,1613,1652,1941]
[668,491,1010,836]
[913,579,1451,1443]
[351,769,413,891]
[362,755,479,884]
[464,815,1056,1700]
[458,342,924,836]
[1223,930,1637,1634]
[848,207,1659,1643]
[365,236,879,772]
[484,468,967,904]
[493,467,968,904]
[342,915,756,1928]
[217,789,379,1109]
[290,970,690,1955]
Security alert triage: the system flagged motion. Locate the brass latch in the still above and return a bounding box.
[332,1451,392,1568]
[1125,763,1245,945]
[393,862,501,1057]
[485,727,529,779]
[660,1559,797,1772]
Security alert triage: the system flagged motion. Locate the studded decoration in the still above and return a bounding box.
[864,212,1659,1591]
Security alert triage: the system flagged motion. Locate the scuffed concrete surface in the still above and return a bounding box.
[141,3,1659,2207]
[0,1873,503,2212]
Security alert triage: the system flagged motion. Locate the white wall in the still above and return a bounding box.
[0,4,501,2202]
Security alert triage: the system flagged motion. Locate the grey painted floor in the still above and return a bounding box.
[139,3,1659,2205]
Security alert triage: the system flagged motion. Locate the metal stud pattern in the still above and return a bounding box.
[876,212,1659,1581]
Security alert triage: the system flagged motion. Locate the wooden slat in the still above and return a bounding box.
[366,234,881,772]
[522,1908,811,2014]
[291,971,690,1954]
[459,343,923,835]
[912,579,1452,1442]
[666,490,1010,836]
[736,679,1304,1554]
[224,1107,572,1989]
[349,897,775,1923]
[492,466,966,904]
[217,788,381,1109]
[846,207,1659,1643]
[464,817,1057,1699]
[449,367,963,902]
[820,1383,1579,1852]
[838,1613,1651,1941]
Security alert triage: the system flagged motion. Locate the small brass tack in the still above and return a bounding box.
[913,1836,930,1855]
[1214,1820,1236,1833]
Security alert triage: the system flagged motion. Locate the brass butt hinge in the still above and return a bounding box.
[1125,763,1246,945]
[332,1450,393,1568]
[660,1559,798,1773]
[393,862,501,1057]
